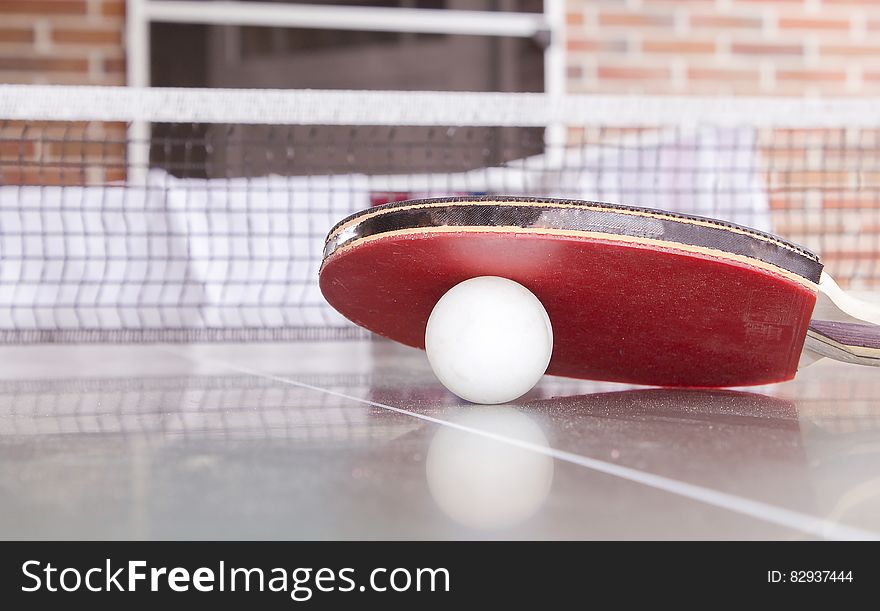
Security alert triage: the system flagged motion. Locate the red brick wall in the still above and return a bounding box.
[566,0,880,97]
[2,1,879,95]
[566,0,880,287]
[0,0,880,95]
[4,1,879,95]
[0,0,125,85]
[0,1,127,186]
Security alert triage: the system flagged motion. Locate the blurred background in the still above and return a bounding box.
[2,1,877,94]
[2,0,880,342]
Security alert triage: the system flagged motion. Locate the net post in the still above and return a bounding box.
[126,0,151,185]
[542,0,567,168]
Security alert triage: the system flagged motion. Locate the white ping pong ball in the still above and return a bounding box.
[425,276,553,404]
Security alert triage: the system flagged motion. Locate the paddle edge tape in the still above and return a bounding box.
[323,197,823,283]
[321,226,819,292]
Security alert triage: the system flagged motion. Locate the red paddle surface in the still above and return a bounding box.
[320,231,817,387]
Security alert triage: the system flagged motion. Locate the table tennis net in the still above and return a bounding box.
[1,85,879,343]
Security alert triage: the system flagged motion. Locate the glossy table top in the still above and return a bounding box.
[0,340,877,540]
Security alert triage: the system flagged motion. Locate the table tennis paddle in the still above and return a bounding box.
[319,196,880,387]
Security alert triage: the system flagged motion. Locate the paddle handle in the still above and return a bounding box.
[806,319,880,366]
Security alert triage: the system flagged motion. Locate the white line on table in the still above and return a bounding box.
[177,350,880,542]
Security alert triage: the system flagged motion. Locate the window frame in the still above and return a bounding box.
[124,0,566,180]
[125,0,566,96]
